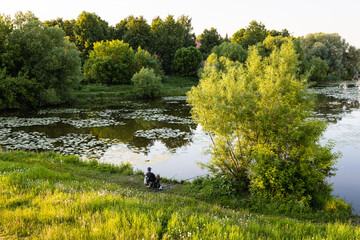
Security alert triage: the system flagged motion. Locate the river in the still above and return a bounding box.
[0,81,359,212]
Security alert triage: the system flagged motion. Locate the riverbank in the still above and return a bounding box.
[73,75,198,108]
[0,151,359,239]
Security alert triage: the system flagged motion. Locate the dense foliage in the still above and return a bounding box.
[151,15,196,73]
[211,42,248,63]
[116,16,154,52]
[84,40,136,84]
[187,40,339,209]
[0,12,82,108]
[84,40,162,85]
[0,10,359,105]
[74,11,110,62]
[131,67,162,98]
[173,46,202,77]
[301,33,360,79]
[198,28,224,57]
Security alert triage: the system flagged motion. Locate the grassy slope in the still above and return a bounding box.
[0,151,359,239]
[73,76,198,107]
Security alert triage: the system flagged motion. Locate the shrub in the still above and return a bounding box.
[84,40,136,85]
[173,46,202,77]
[131,67,162,98]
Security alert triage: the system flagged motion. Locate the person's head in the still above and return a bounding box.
[147,167,151,172]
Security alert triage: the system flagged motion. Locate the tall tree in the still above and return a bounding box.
[117,16,154,52]
[74,11,110,62]
[0,14,13,67]
[232,20,267,49]
[3,11,82,107]
[198,28,223,57]
[151,15,195,73]
[44,18,76,43]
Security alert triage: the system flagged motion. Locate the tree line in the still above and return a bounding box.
[0,11,359,109]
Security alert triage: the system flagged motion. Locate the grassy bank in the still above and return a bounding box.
[73,76,198,107]
[0,151,359,239]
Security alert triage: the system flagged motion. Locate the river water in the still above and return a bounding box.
[0,82,359,212]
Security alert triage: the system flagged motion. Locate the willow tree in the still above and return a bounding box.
[187,40,338,207]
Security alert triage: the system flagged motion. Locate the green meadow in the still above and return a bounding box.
[0,151,359,239]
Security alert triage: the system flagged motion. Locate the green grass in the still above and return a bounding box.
[73,75,198,107]
[1,151,359,239]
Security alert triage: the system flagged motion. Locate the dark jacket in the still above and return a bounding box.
[146,171,156,182]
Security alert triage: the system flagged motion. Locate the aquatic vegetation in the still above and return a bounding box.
[61,118,125,128]
[135,128,191,139]
[0,117,61,128]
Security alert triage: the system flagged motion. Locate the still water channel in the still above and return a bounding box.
[0,82,359,212]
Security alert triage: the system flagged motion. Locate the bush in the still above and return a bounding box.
[84,40,136,85]
[131,67,162,98]
[173,46,202,77]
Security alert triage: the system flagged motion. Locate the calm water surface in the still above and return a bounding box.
[1,82,359,211]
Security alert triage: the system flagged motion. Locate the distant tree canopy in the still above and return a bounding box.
[211,42,248,63]
[232,20,267,49]
[74,11,110,62]
[1,11,360,109]
[198,28,223,57]
[114,16,154,52]
[0,11,82,109]
[301,33,360,79]
[44,18,76,43]
[150,15,196,74]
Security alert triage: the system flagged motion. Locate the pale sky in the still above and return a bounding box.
[2,0,360,48]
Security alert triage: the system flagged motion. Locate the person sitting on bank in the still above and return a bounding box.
[145,167,156,188]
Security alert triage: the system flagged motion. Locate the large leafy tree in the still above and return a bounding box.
[74,11,110,62]
[300,33,359,79]
[198,28,223,57]
[84,40,137,85]
[187,40,337,207]
[0,14,13,67]
[116,16,154,52]
[1,11,82,107]
[151,15,196,73]
[232,20,267,49]
[44,18,76,43]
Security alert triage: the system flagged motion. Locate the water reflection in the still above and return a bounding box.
[0,97,198,160]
